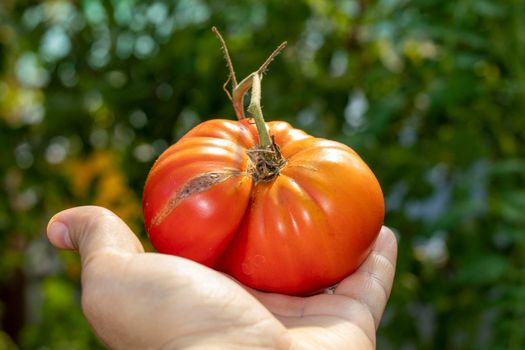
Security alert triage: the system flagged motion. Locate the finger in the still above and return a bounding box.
[334,226,398,328]
[47,206,144,267]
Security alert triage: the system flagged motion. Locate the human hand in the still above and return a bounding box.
[47,206,397,349]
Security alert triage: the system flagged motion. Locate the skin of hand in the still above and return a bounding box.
[46,206,397,350]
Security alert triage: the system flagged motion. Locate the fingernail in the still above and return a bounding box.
[47,221,74,249]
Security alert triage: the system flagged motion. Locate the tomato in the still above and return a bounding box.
[143,28,384,295]
[142,118,384,295]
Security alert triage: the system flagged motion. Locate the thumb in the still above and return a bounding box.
[47,206,144,265]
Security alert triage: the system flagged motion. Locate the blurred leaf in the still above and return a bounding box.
[454,255,509,285]
[0,331,17,350]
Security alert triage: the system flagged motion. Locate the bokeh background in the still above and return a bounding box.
[1,0,524,349]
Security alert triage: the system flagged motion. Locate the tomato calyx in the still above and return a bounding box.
[247,137,287,182]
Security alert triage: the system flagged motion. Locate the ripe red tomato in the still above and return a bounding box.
[142,118,384,295]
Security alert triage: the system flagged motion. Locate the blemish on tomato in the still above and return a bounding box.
[151,171,240,227]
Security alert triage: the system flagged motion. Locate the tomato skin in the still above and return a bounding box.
[143,118,384,295]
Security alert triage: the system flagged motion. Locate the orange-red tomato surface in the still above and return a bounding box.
[143,118,384,295]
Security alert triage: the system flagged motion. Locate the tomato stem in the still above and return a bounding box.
[212,27,286,122]
[212,27,238,102]
[212,27,288,181]
[232,41,287,122]
[233,43,287,121]
[232,74,252,120]
[247,73,271,147]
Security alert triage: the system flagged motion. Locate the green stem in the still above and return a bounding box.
[231,41,287,121]
[212,27,286,142]
[232,74,253,120]
[247,73,272,147]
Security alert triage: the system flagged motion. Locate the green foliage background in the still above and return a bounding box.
[1,0,524,349]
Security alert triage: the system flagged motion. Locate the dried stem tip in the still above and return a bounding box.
[212,26,238,91]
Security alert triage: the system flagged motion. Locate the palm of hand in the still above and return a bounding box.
[47,206,396,350]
